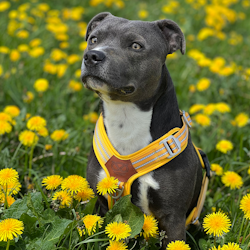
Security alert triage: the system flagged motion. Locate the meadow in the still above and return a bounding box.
[0,0,250,249]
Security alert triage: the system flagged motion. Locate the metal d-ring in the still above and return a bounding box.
[112,186,124,199]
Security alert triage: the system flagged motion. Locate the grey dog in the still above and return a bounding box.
[81,12,204,246]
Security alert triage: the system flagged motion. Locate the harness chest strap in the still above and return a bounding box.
[93,111,209,226]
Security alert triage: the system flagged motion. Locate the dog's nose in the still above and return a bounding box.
[84,50,106,66]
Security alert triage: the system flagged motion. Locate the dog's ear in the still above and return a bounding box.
[86,12,112,41]
[155,19,186,55]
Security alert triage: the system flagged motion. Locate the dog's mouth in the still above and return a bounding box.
[82,75,136,96]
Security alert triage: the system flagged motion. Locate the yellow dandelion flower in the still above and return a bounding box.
[240,194,250,219]
[0,218,24,241]
[82,214,104,235]
[29,47,45,58]
[0,121,12,135]
[61,175,88,195]
[2,179,21,195]
[52,190,73,208]
[107,240,128,250]
[0,168,19,186]
[4,105,20,118]
[0,1,10,12]
[27,116,47,131]
[194,113,211,126]
[166,240,191,250]
[234,113,249,127]
[216,140,233,154]
[74,187,95,202]
[37,127,48,137]
[215,103,231,113]
[142,214,158,239]
[0,46,9,54]
[138,10,148,19]
[203,211,231,237]
[10,50,20,62]
[248,167,250,175]
[19,130,39,147]
[0,194,15,207]
[67,54,81,64]
[68,80,82,91]
[29,38,42,47]
[34,78,49,92]
[45,144,52,150]
[42,175,63,190]
[16,30,29,39]
[97,177,118,196]
[211,164,223,176]
[0,112,13,123]
[105,221,131,241]
[196,78,211,92]
[222,242,242,250]
[203,103,216,115]
[209,246,222,250]
[23,91,34,103]
[189,104,205,115]
[50,129,69,142]
[222,171,243,190]
[79,41,88,51]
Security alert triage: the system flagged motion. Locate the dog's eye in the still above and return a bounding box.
[90,37,97,44]
[131,43,141,50]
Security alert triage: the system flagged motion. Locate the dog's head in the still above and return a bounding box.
[81,12,185,104]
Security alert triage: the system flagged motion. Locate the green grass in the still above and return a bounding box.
[0,0,250,249]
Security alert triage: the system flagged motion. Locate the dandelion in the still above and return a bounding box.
[0,1,10,12]
[105,221,131,241]
[203,211,231,237]
[42,175,63,190]
[0,194,15,207]
[4,105,20,118]
[81,214,104,235]
[222,243,242,250]
[52,190,73,208]
[9,50,20,62]
[189,104,205,115]
[61,175,88,195]
[50,129,69,141]
[240,194,250,219]
[0,218,24,242]
[68,80,82,91]
[194,113,211,127]
[203,103,216,115]
[142,214,158,239]
[19,130,39,147]
[74,187,95,201]
[106,241,128,250]
[97,177,118,196]
[0,121,12,135]
[83,112,99,123]
[34,78,49,92]
[216,140,233,154]
[45,144,52,150]
[215,103,231,113]
[209,246,222,250]
[196,78,211,91]
[79,41,88,51]
[234,113,249,127]
[211,164,223,176]
[23,91,34,103]
[37,127,48,137]
[0,168,19,186]
[2,179,21,195]
[27,116,47,131]
[221,171,243,190]
[166,240,191,250]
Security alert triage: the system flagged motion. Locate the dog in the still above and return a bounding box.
[81,12,203,246]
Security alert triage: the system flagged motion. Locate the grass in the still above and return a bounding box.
[0,0,250,249]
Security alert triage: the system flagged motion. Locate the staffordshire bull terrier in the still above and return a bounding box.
[81,12,204,246]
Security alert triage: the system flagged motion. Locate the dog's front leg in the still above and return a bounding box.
[159,213,186,248]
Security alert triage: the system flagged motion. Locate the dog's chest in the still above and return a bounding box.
[103,101,153,155]
[97,101,160,214]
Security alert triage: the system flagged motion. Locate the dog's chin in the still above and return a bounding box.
[82,76,136,97]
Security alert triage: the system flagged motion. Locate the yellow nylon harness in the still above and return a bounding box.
[93,111,209,227]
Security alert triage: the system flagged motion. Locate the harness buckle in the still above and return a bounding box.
[182,110,192,128]
[160,135,181,159]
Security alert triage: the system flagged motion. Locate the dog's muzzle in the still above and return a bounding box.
[84,50,106,67]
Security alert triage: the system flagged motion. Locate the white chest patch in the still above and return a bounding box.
[96,99,160,214]
[103,101,153,155]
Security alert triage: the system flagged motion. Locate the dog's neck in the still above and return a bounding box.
[102,65,182,155]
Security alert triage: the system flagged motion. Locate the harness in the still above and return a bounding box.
[93,110,210,227]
